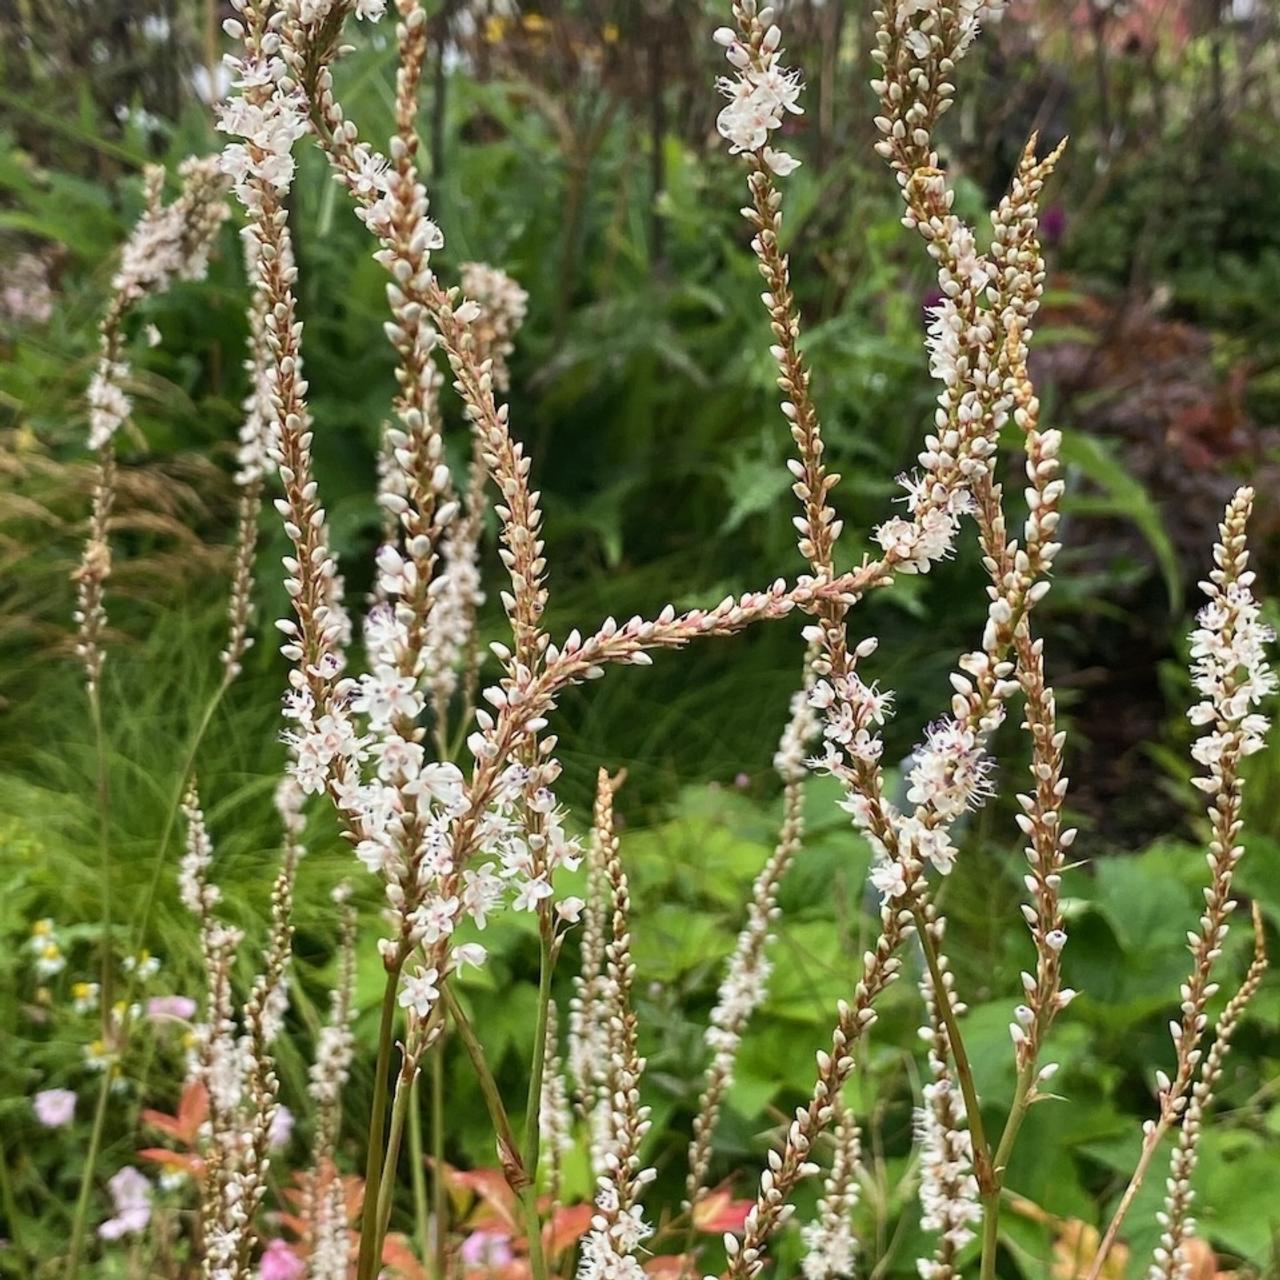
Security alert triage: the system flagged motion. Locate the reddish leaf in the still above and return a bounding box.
[141,1081,209,1147]
[692,1187,752,1235]
[546,1203,593,1257]
[137,1147,204,1180]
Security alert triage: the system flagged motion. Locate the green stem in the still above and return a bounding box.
[522,914,555,1176]
[518,1184,550,1280]
[376,1059,418,1248]
[0,1135,30,1280]
[978,1192,1000,1280]
[443,986,548,1280]
[441,987,520,1165]
[432,1029,448,1280]
[130,676,229,957]
[87,687,113,1030]
[978,1031,1044,1280]
[357,964,405,1280]
[913,909,992,1185]
[409,1072,431,1273]
[64,1068,113,1280]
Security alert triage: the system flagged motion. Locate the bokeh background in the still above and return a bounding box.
[2,2,1279,1276]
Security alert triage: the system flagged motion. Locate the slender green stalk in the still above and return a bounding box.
[356,964,406,1280]
[432,1031,448,1280]
[0,1136,31,1280]
[68,681,114,1280]
[409,1072,431,1272]
[522,914,556,1176]
[63,1068,113,1280]
[376,1060,419,1247]
[442,984,547,1280]
[130,674,230,954]
[912,908,992,1184]
[977,1017,1044,1280]
[978,1191,1001,1280]
[441,987,520,1166]
[87,688,113,1032]
[518,1184,550,1280]
[914,904,1004,1280]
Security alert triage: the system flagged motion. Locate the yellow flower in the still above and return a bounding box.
[602,23,619,44]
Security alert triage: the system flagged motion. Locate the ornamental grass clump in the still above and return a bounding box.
[43,2,1273,1279]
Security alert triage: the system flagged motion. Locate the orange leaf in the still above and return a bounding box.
[546,1204,593,1257]
[692,1187,752,1235]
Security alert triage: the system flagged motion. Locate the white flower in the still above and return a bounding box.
[556,896,586,924]
[906,718,995,820]
[870,858,908,901]
[398,968,440,1019]
[453,942,488,973]
[513,876,554,913]
[762,146,801,176]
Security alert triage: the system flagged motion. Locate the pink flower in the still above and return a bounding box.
[460,1228,515,1269]
[259,1238,305,1280]
[33,1088,76,1128]
[146,995,197,1021]
[98,1166,152,1239]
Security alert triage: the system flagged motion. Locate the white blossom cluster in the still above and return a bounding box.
[578,1184,655,1280]
[713,6,804,177]
[215,40,309,212]
[234,235,273,486]
[915,1075,982,1274]
[1187,576,1275,778]
[799,1110,862,1280]
[459,261,529,393]
[905,716,996,823]
[873,476,975,575]
[295,0,386,23]
[87,157,229,450]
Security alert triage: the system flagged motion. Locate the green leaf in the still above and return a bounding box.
[1060,431,1183,612]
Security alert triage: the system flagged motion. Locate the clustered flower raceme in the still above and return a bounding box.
[713,5,804,177]
[914,935,981,1280]
[180,783,302,1278]
[1086,491,1275,1280]
[87,158,230,452]
[1187,525,1275,771]
[307,885,359,1280]
[577,773,656,1280]
[75,157,230,693]
[1148,916,1268,1280]
[538,1003,574,1208]
[798,1103,862,1280]
[568,781,615,1136]
[458,262,529,395]
[1166,488,1273,1103]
